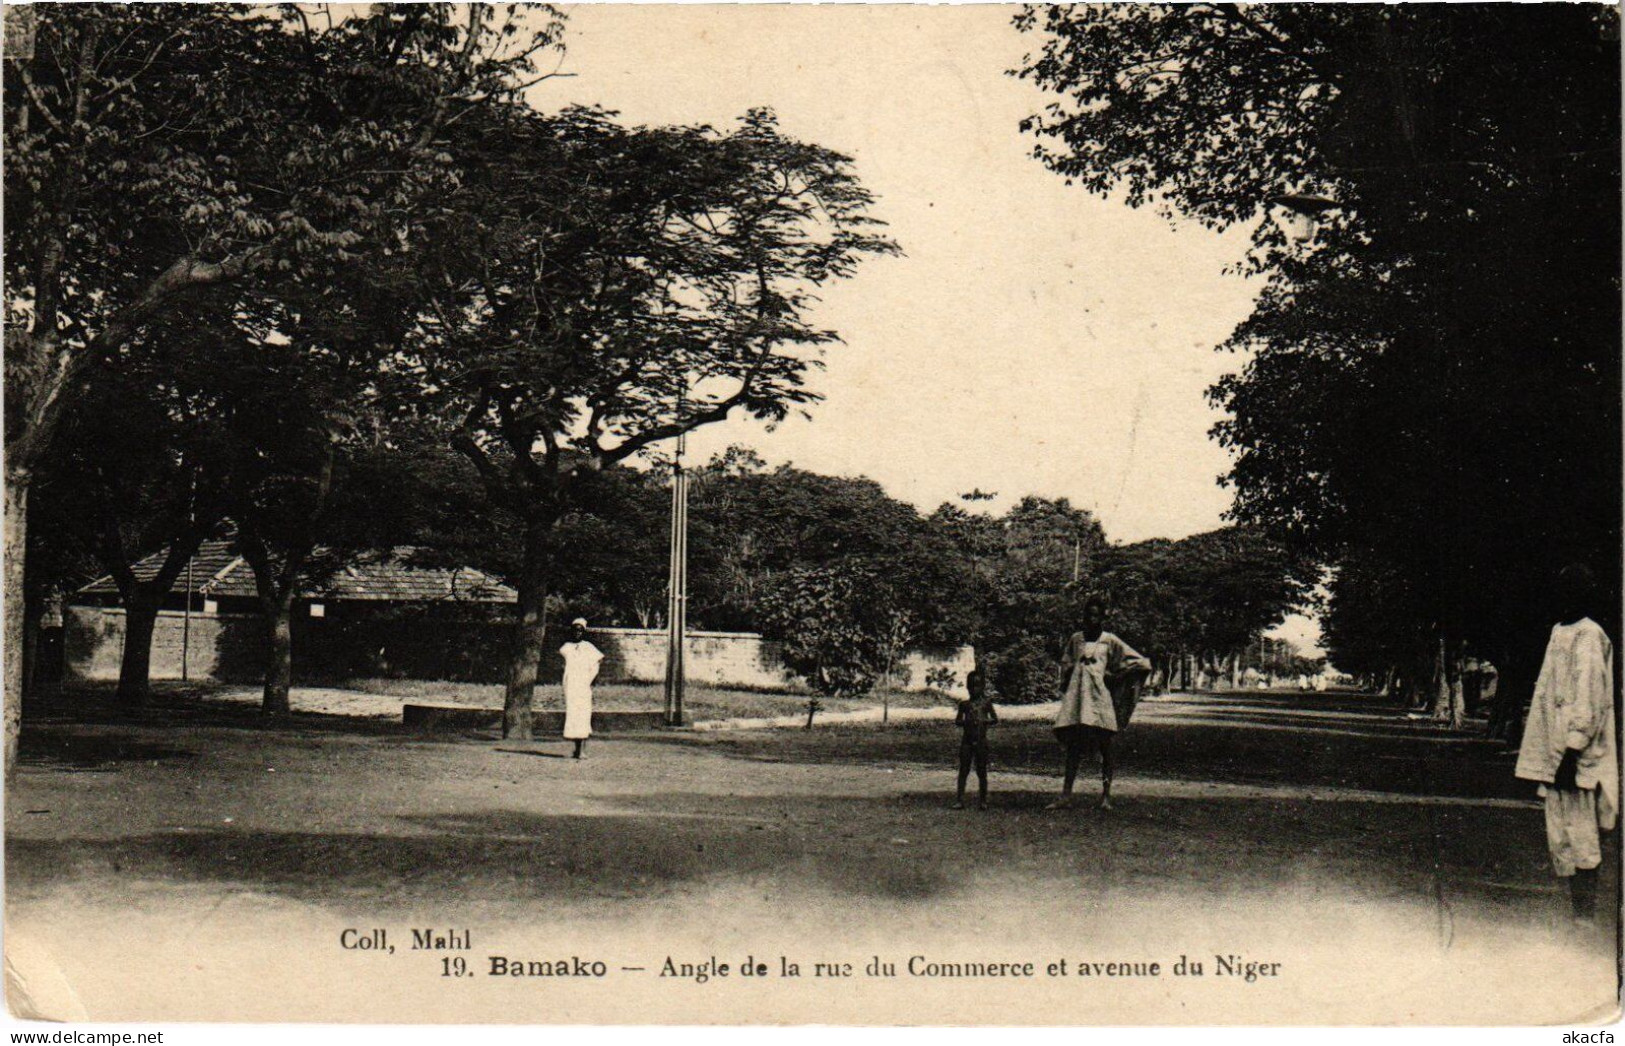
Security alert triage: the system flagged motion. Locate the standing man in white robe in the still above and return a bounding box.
[1515,564,1617,925]
[560,618,604,760]
[1048,597,1152,810]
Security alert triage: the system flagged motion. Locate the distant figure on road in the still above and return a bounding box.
[1049,598,1152,811]
[952,663,998,810]
[560,618,604,760]
[1515,564,1616,926]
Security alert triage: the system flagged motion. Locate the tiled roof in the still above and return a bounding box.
[313,551,517,603]
[79,540,516,604]
[79,540,243,596]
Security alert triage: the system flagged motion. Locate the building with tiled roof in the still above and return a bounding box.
[77,540,516,609]
[68,540,518,686]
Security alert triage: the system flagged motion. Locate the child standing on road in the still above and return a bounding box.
[953,664,998,810]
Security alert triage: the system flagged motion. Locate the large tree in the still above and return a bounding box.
[1017,5,1620,723]
[395,106,897,738]
[4,3,564,767]
[1093,527,1317,690]
[927,494,1109,699]
[30,323,236,708]
[687,455,971,640]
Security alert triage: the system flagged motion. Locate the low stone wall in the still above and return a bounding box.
[563,627,797,690]
[65,606,977,695]
[65,606,260,683]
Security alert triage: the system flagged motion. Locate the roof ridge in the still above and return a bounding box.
[199,555,249,595]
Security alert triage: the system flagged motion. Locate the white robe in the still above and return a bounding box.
[560,640,604,740]
[1515,618,1618,868]
[1056,631,1152,733]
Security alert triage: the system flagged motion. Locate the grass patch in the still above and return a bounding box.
[336,678,952,721]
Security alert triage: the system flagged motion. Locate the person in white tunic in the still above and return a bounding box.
[1515,564,1617,924]
[1048,598,1152,811]
[560,618,604,760]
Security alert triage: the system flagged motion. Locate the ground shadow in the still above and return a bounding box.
[24,683,408,741]
[492,747,569,760]
[5,784,1584,943]
[1154,689,1410,716]
[656,710,1528,802]
[6,797,958,910]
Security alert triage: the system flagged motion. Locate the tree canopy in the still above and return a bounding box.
[1017,4,1621,719]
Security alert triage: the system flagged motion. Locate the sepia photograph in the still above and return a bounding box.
[1,0,1620,1028]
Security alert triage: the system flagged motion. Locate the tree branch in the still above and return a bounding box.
[452,388,511,497]
[596,346,774,467]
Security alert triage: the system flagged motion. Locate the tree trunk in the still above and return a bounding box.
[1487,647,1532,744]
[4,470,27,781]
[501,522,551,740]
[263,594,294,715]
[880,644,896,725]
[116,593,161,710]
[20,596,40,706]
[98,507,219,711]
[1430,636,1447,719]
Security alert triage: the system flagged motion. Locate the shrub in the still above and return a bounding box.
[758,564,890,699]
[990,634,1058,704]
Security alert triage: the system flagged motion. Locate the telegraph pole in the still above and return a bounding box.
[662,427,689,726]
[180,477,195,682]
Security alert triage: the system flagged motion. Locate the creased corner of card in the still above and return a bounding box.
[6,929,91,1022]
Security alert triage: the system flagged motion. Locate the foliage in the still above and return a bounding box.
[33,331,235,584]
[394,104,898,499]
[757,562,899,699]
[363,99,898,732]
[4,3,564,474]
[988,634,1056,705]
[1094,528,1317,664]
[928,494,1107,654]
[2,3,567,731]
[687,454,973,642]
[1320,552,1429,682]
[922,496,1311,695]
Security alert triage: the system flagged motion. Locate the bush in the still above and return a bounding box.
[758,564,890,698]
[990,634,1059,704]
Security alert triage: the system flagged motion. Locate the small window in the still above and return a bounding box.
[309,603,326,618]
[202,599,219,614]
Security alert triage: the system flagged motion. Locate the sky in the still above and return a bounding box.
[530,6,1319,651]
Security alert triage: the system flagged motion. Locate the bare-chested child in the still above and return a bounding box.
[952,664,998,810]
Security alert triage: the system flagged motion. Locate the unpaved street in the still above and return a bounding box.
[5,689,1616,1024]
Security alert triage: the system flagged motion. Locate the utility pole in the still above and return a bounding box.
[180,477,195,682]
[662,427,689,727]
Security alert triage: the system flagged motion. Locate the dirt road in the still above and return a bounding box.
[5,689,1616,1024]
